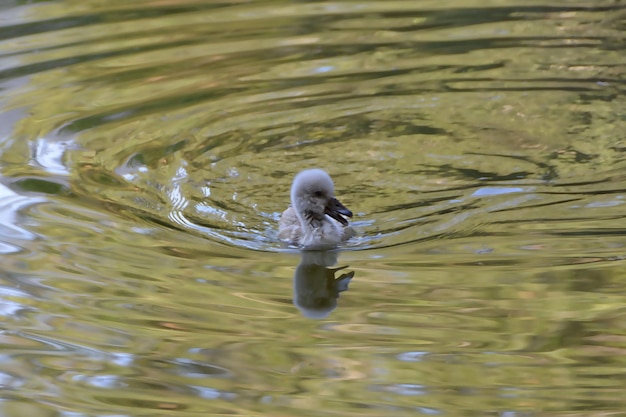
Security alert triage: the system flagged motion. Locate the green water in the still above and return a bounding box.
[1,0,626,415]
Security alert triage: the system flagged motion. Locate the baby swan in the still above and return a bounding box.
[279,169,354,250]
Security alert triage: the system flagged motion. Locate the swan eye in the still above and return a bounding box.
[313,190,323,198]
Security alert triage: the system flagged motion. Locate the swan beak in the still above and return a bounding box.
[325,197,352,226]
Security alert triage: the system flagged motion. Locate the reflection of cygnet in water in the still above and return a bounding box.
[293,252,355,319]
[279,169,355,250]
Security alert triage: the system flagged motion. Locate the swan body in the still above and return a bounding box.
[279,169,354,249]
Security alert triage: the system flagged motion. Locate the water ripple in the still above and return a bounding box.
[1,2,626,415]
[0,1,624,252]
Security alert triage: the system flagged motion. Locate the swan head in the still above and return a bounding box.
[291,169,352,227]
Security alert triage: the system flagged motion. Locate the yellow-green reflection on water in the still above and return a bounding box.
[1,0,626,416]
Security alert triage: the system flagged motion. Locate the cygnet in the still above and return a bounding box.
[279,169,354,249]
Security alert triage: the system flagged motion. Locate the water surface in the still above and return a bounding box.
[1,0,626,415]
